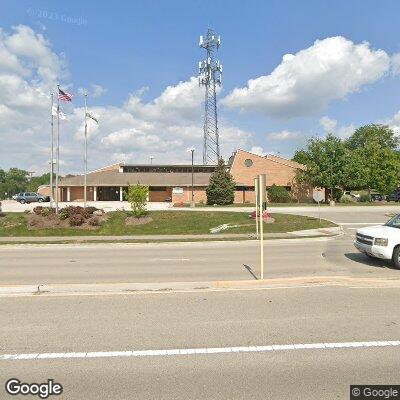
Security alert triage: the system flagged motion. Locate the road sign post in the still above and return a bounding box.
[254,177,259,239]
[258,174,266,280]
[313,190,324,225]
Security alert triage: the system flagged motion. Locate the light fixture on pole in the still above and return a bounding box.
[188,148,195,207]
[150,156,154,165]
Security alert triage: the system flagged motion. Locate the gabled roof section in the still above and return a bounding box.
[230,149,306,170]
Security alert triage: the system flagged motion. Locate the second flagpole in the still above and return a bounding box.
[55,85,60,213]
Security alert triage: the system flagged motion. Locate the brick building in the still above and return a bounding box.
[40,149,311,204]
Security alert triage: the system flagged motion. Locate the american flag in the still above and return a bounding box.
[58,88,73,102]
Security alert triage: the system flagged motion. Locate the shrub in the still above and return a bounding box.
[268,185,293,203]
[340,194,354,203]
[127,184,149,218]
[69,214,85,226]
[359,194,371,202]
[41,207,55,217]
[58,209,69,220]
[33,206,44,215]
[24,210,30,214]
[88,216,100,226]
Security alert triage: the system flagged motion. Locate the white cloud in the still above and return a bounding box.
[91,84,107,98]
[267,130,299,140]
[319,116,337,133]
[248,146,266,156]
[391,53,400,75]
[223,36,390,118]
[319,116,354,139]
[0,25,252,173]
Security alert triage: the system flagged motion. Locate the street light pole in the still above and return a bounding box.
[191,149,195,207]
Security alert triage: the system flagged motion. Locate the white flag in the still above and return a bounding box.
[52,105,67,120]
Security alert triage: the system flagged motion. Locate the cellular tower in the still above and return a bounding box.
[198,28,223,165]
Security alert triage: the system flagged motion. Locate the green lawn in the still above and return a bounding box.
[0,211,336,237]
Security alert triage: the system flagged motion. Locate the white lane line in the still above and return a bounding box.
[151,258,190,262]
[1,340,399,361]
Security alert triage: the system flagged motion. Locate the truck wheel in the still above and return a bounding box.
[38,198,44,203]
[392,247,400,269]
[20,199,25,204]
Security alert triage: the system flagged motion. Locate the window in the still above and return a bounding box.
[244,159,253,167]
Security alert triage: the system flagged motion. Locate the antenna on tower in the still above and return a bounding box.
[198,28,222,165]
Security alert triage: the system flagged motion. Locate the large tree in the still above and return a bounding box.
[344,126,400,194]
[206,158,236,205]
[346,124,399,151]
[292,133,347,195]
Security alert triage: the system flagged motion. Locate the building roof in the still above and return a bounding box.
[59,170,212,187]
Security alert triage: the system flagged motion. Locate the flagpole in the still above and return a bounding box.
[50,93,54,208]
[55,84,60,214]
[84,93,88,208]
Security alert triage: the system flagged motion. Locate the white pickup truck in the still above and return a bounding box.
[354,214,400,269]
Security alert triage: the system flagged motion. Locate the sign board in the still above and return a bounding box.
[313,190,324,203]
[172,187,184,194]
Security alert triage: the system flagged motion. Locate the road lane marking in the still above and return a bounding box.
[1,340,399,361]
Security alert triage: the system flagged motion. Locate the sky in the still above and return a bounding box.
[2,0,400,175]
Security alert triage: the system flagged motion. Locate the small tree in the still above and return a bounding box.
[127,184,149,218]
[206,158,236,205]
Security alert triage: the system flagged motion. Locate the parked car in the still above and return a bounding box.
[354,214,400,268]
[370,193,386,202]
[387,191,400,202]
[15,192,50,204]
[343,191,360,200]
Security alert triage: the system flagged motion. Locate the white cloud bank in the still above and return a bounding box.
[222,36,391,118]
[0,25,251,173]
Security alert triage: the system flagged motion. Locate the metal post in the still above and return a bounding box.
[55,85,60,213]
[50,93,54,208]
[191,149,194,206]
[258,175,264,280]
[254,177,259,239]
[84,93,88,208]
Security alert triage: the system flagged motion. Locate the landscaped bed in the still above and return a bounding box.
[0,210,336,237]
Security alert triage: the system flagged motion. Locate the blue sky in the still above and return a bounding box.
[2,0,400,173]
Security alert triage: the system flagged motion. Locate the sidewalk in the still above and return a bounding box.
[0,227,341,243]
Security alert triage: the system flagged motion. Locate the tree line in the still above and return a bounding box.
[293,124,400,197]
[0,169,53,200]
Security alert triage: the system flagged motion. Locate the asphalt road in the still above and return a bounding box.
[1,287,400,399]
[1,231,399,285]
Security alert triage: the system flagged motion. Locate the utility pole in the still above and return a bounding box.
[198,28,222,165]
[150,156,154,165]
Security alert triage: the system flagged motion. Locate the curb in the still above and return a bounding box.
[0,227,342,245]
[1,275,399,296]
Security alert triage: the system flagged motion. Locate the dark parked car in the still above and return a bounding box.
[387,191,400,202]
[370,193,386,202]
[15,192,50,204]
